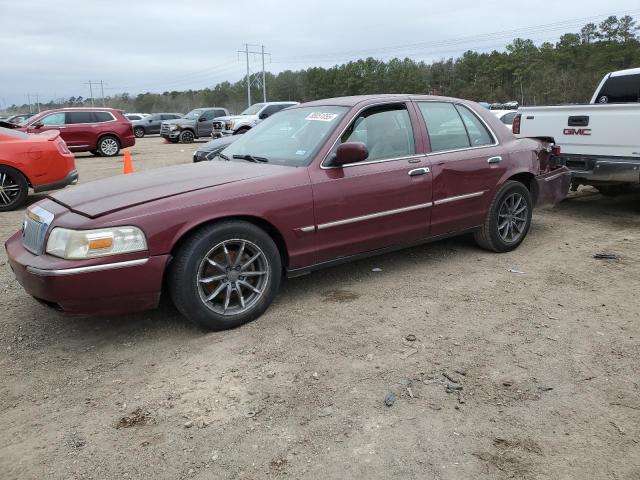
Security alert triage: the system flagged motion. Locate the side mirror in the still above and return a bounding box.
[148,119,153,123]
[198,116,207,122]
[330,142,369,166]
[259,112,269,120]
[33,121,44,129]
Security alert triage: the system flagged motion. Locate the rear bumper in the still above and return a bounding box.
[534,167,571,207]
[5,232,168,315]
[33,169,78,193]
[558,155,640,185]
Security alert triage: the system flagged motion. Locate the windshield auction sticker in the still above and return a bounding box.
[306,112,338,122]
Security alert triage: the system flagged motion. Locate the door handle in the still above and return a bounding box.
[487,156,502,164]
[408,167,430,176]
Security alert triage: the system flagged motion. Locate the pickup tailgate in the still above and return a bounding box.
[516,104,640,158]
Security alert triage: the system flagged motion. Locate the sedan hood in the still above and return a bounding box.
[49,161,277,218]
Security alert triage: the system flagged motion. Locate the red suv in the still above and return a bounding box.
[17,108,135,157]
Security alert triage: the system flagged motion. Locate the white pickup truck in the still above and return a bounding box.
[513,68,640,195]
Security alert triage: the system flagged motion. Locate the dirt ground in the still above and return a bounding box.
[1,136,639,480]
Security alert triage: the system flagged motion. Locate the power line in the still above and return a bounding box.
[238,44,271,107]
[272,9,640,64]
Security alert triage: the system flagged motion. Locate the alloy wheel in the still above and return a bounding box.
[497,192,528,243]
[100,137,119,156]
[197,239,269,316]
[181,131,194,143]
[0,171,22,206]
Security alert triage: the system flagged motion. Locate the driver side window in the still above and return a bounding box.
[336,104,416,162]
[39,112,66,126]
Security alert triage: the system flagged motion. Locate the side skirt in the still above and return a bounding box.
[286,227,480,278]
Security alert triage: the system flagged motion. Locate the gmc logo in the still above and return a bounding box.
[563,128,592,136]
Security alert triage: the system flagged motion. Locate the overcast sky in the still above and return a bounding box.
[1,0,639,108]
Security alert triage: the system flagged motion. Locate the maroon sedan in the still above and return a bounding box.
[15,108,135,157]
[5,95,570,330]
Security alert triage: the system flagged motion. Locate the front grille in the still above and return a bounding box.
[160,123,170,135]
[212,121,223,130]
[22,206,54,255]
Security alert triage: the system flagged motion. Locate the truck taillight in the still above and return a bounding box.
[56,139,71,154]
[512,114,521,135]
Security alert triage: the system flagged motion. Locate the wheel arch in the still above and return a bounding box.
[504,171,537,204]
[0,162,33,187]
[95,132,122,150]
[168,215,290,272]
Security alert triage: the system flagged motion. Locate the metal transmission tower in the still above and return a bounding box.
[237,44,271,107]
[84,81,107,107]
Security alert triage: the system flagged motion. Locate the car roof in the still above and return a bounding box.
[297,94,481,108]
[610,67,640,77]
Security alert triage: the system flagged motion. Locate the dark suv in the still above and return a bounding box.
[132,113,183,138]
[17,108,135,157]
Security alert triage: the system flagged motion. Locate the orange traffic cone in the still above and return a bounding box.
[123,150,134,174]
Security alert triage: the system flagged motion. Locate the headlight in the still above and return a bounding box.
[225,121,234,130]
[170,124,179,131]
[46,226,147,259]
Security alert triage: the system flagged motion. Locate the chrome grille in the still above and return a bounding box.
[22,206,54,255]
[160,123,170,134]
[212,121,223,130]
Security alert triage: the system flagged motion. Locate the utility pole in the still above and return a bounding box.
[238,44,271,108]
[262,45,266,103]
[85,81,95,107]
[100,80,105,107]
[27,93,32,113]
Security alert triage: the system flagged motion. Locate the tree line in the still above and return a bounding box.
[6,15,639,115]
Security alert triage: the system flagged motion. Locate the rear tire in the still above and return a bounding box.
[134,127,145,138]
[0,166,29,212]
[97,135,121,157]
[474,180,533,253]
[169,221,282,330]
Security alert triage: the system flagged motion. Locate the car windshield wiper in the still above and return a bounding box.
[232,154,269,163]
[206,151,230,161]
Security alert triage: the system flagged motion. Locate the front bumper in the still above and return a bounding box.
[33,169,79,193]
[160,130,180,139]
[5,232,169,315]
[534,167,571,207]
[212,129,233,138]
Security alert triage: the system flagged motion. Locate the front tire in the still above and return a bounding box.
[474,180,533,252]
[0,166,29,211]
[179,130,195,143]
[134,127,145,138]
[97,135,120,157]
[233,127,250,135]
[169,221,282,330]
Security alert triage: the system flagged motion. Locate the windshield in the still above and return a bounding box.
[182,109,203,120]
[240,103,266,115]
[221,106,349,167]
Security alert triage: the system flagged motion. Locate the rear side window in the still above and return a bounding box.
[261,104,288,117]
[501,112,517,124]
[418,102,470,152]
[597,73,640,103]
[214,109,226,118]
[66,112,94,124]
[0,127,29,138]
[455,105,494,147]
[93,112,114,122]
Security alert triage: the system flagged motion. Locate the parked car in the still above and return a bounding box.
[5,94,569,330]
[124,113,150,121]
[0,127,77,211]
[193,135,239,162]
[133,113,183,138]
[212,102,299,137]
[15,108,135,157]
[492,110,518,131]
[160,108,229,143]
[514,67,640,195]
[6,113,33,124]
